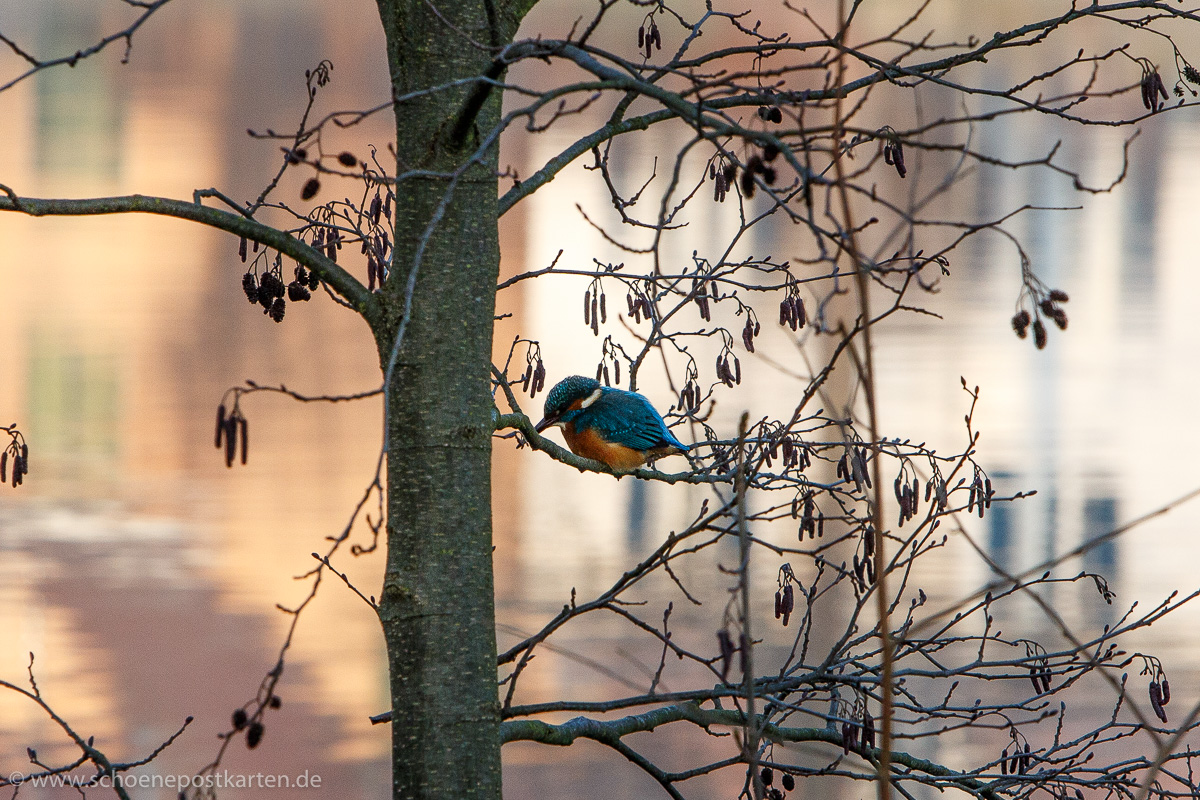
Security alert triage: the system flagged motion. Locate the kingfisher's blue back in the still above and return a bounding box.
[573,387,689,454]
[535,376,689,471]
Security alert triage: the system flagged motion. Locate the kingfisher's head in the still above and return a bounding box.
[535,375,602,432]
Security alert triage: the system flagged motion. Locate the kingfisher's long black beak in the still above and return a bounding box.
[534,414,557,433]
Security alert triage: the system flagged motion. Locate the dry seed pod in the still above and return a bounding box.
[287,281,311,302]
[301,177,320,201]
[269,297,286,323]
[239,417,249,466]
[761,767,773,786]
[232,708,248,730]
[1012,310,1030,338]
[242,272,258,304]
[782,774,795,791]
[0,451,6,485]
[774,590,782,619]
[337,151,357,167]
[238,237,247,262]
[740,168,756,198]
[246,722,265,749]
[1162,679,1171,705]
[269,695,282,709]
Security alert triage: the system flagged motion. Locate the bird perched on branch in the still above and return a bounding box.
[534,375,690,472]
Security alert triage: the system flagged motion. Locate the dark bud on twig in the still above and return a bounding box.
[269,695,282,709]
[1049,289,1069,303]
[238,236,247,262]
[1000,747,1008,775]
[863,708,876,750]
[775,590,782,619]
[1030,666,1043,695]
[763,143,780,162]
[224,418,237,468]
[738,633,749,676]
[716,629,735,681]
[781,583,793,625]
[246,721,264,749]
[337,151,358,168]
[232,708,248,730]
[782,774,794,791]
[638,25,645,49]
[1149,681,1168,723]
[239,417,248,466]
[0,451,6,485]
[301,177,320,201]
[369,194,382,225]
[215,404,227,449]
[1162,678,1171,705]
[26,747,35,762]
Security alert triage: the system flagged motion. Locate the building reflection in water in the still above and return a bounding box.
[1,2,1200,799]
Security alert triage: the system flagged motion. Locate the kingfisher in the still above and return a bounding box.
[534,375,690,472]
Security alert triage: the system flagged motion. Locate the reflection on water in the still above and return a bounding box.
[2,2,1200,798]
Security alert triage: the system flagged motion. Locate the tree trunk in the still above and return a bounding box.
[372,1,516,797]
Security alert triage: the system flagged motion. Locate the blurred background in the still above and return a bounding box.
[2,0,1200,797]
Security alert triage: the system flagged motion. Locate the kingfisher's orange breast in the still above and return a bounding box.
[563,424,648,471]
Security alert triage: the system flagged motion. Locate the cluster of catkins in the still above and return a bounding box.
[241,265,319,323]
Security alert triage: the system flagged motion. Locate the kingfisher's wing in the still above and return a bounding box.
[585,388,690,452]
